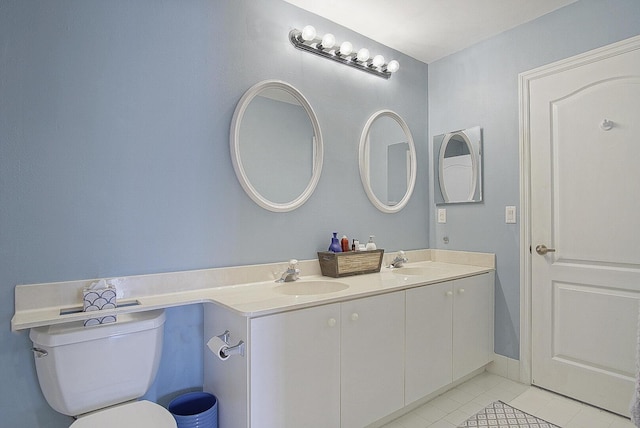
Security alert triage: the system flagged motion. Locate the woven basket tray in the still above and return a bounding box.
[317,249,384,278]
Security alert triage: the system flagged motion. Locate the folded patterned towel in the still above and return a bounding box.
[83,279,117,326]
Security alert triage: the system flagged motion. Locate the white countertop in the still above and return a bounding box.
[195,262,492,316]
[11,249,494,331]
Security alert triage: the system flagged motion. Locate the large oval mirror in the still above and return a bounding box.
[433,126,482,204]
[230,80,323,212]
[359,110,417,213]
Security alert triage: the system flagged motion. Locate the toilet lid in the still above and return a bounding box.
[70,400,176,428]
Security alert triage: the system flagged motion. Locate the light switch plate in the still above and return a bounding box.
[505,206,517,224]
[438,208,447,223]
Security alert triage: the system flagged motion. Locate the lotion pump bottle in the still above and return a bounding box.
[365,235,377,250]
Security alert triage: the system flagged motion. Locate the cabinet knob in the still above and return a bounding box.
[351,313,359,321]
[446,291,453,297]
[458,288,465,294]
[327,318,337,327]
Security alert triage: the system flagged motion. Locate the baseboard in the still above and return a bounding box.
[367,367,487,427]
[486,353,523,383]
[367,358,524,428]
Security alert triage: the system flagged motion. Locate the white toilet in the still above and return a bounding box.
[29,309,177,427]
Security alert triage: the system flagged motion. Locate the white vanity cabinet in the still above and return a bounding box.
[204,271,493,428]
[204,291,405,428]
[405,281,453,404]
[250,291,405,428]
[250,302,341,428]
[405,272,494,405]
[340,291,405,428]
[452,272,494,380]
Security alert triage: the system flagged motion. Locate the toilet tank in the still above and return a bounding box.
[29,309,166,416]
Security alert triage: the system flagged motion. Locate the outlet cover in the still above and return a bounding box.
[505,206,517,224]
[438,208,447,223]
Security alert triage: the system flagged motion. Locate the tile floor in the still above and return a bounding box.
[381,372,635,428]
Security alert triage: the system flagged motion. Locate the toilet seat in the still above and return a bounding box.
[70,400,176,428]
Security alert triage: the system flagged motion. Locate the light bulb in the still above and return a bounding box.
[338,41,353,56]
[387,60,400,73]
[321,33,336,49]
[356,48,370,62]
[301,25,316,42]
[372,55,385,68]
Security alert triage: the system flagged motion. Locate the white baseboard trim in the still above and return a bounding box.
[367,367,487,427]
[486,353,524,383]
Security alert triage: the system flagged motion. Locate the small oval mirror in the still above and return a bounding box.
[359,110,417,213]
[433,126,482,204]
[230,80,323,212]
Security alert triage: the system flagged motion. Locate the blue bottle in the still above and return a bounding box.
[328,232,342,252]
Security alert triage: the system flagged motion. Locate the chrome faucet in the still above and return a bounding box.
[276,259,300,282]
[389,251,408,268]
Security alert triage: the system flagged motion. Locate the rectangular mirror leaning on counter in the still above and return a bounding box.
[433,126,483,204]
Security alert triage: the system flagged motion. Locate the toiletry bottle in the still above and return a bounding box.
[366,235,377,251]
[341,235,350,252]
[328,232,342,253]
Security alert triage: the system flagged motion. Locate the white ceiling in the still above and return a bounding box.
[283,0,578,63]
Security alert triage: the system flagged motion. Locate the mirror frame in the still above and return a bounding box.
[230,80,323,212]
[434,126,482,204]
[359,110,417,213]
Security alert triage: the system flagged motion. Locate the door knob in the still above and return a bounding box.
[536,244,556,255]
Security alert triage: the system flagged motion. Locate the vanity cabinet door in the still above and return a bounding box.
[340,291,405,428]
[452,272,494,380]
[405,272,494,404]
[249,303,341,428]
[405,281,453,405]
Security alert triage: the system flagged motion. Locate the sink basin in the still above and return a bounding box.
[391,267,441,276]
[275,280,349,296]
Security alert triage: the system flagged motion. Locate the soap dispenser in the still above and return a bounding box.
[328,232,342,253]
[365,235,377,251]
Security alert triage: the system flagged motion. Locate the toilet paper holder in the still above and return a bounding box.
[215,330,245,358]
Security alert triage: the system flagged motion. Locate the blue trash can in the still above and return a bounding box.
[168,392,218,428]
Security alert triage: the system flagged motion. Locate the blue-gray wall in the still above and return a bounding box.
[428,0,640,359]
[3,0,640,426]
[0,0,427,426]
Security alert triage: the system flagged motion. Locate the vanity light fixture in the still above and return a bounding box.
[289,25,399,79]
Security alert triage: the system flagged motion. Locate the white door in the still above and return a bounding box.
[526,37,640,416]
